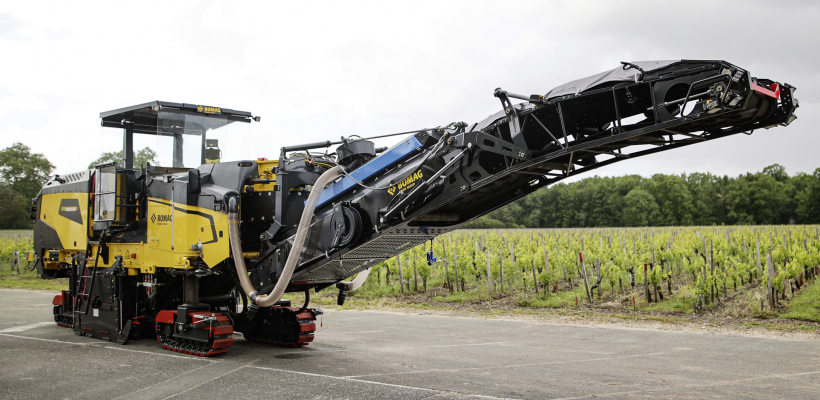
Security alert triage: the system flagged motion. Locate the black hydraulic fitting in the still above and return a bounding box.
[246,302,259,320]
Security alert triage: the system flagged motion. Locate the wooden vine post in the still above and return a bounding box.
[499,248,505,296]
[454,248,460,292]
[666,242,673,295]
[442,245,451,292]
[710,239,716,303]
[804,235,811,281]
[767,249,775,309]
[701,237,708,306]
[545,249,551,293]
[486,251,492,297]
[595,260,602,299]
[413,257,418,292]
[644,263,650,302]
[531,259,539,295]
[756,237,763,282]
[11,250,21,275]
[580,236,592,303]
[651,251,658,302]
[508,243,515,292]
[397,253,405,295]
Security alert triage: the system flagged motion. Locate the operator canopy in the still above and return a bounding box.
[100,101,259,169]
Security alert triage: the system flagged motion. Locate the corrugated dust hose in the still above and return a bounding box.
[229,166,343,308]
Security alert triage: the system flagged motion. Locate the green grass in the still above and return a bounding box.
[0,230,32,239]
[517,288,586,308]
[0,275,68,291]
[434,291,480,303]
[0,231,67,291]
[744,321,819,333]
[780,280,820,323]
[610,313,685,323]
[641,299,695,313]
[0,252,67,291]
[641,284,696,314]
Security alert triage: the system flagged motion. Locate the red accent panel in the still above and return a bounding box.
[155,310,177,324]
[295,335,314,343]
[299,323,316,333]
[52,293,64,306]
[212,325,234,336]
[295,312,314,320]
[753,82,780,99]
[212,338,234,349]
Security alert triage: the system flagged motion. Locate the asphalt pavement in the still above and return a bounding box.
[1,289,818,399]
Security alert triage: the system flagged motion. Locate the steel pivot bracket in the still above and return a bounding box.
[454,130,528,160]
[493,88,529,150]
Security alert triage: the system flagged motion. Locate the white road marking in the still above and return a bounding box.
[163,360,262,400]
[271,348,346,355]
[343,352,666,378]
[0,322,54,333]
[247,365,520,399]
[552,388,667,400]
[96,344,216,361]
[111,363,216,400]
[0,333,94,346]
[0,333,213,362]
[551,370,820,400]
[373,341,509,350]
[320,330,384,334]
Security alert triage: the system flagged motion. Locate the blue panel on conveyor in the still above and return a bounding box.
[316,136,423,208]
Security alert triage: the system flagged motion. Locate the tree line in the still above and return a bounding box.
[0,143,54,229]
[0,142,158,229]
[1,140,818,229]
[465,164,820,229]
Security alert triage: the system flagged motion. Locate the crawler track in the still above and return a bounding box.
[156,312,234,357]
[52,294,73,328]
[239,307,317,347]
[53,310,73,329]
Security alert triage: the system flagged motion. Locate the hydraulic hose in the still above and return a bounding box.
[229,166,343,308]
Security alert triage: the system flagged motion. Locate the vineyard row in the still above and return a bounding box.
[358,225,820,310]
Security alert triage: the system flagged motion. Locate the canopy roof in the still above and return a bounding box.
[100,101,254,135]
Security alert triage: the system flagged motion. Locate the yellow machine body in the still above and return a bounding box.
[35,159,277,274]
[37,191,230,274]
[38,192,90,251]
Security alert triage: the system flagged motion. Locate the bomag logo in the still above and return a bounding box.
[58,199,83,224]
[151,213,172,225]
[387,169,423,196]
[197,105,222,114]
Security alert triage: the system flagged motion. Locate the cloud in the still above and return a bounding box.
[0,0,816,180]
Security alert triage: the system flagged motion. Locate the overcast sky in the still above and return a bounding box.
[1,1,817,182]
